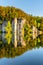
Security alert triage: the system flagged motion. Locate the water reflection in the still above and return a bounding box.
[0,34,43,58]
[0,20,43,59]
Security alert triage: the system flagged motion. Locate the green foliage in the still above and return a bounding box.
[24,22,32,43]
[0,6,30,21]
[0,6,43,48]
[0,6,43,31]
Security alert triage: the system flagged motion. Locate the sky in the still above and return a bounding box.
[0,0,43,16]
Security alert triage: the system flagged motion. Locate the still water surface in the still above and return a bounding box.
[0,27,43,65]
[0,47,43,65]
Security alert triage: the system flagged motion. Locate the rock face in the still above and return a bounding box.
[32,26,39,39]
[0,18,26,47]
[32,26,43,40]
[14,18,26,47]
[0,21,13,44]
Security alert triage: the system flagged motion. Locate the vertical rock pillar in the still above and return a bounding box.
[14,18,17,47]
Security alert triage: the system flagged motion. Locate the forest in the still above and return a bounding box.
[0,6,43,46]
[0,6,43,30]
[0,6,43,29]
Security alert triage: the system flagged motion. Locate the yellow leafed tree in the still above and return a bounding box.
[4,21,12,44]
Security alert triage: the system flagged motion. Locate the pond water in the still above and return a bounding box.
[0,47,43,65]
[0,33,43,65]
